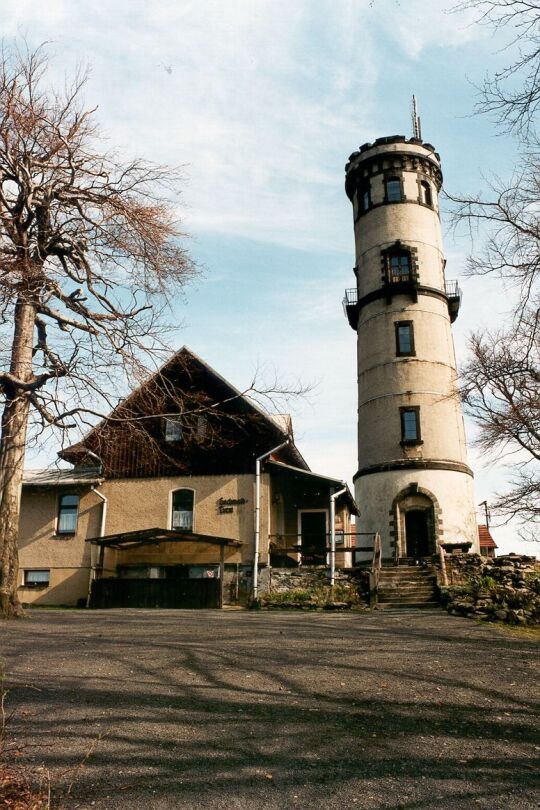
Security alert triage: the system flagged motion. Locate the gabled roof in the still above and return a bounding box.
[60,346,309,472]
[478,524,497,549]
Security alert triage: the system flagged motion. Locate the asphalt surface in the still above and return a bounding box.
[0,608,539,810]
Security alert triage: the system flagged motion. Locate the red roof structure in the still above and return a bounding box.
[478,525,497,549]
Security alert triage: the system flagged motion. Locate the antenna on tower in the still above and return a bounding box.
[411,95,422,141]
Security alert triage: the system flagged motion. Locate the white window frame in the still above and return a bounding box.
[297,509,329,565]
[23,569,50,587]
[168,487,196,532]
[56,493,80,535]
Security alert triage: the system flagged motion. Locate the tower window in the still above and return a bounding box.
[395,321,415,356]
[357,181,371,213]
[57,494,79,534]
[389,252,411,282]
[362,188,370,211]
[171,488,194,531]
[385,178,402,203]
[164,417,183,443]
[400,408,422,445]
[420,180,432,206]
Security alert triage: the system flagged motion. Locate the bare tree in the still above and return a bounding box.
[451,1,540,533]
[454,0,540,137]
[460,319,540,526]
[0,44,197,617]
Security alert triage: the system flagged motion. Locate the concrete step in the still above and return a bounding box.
[378,601,440,609]
[380,568,435,579]
[379,569,435,577]
[379,593,437,601]
[381,591,436,596]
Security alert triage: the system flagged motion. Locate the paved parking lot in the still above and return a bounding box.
[1,608,539,809]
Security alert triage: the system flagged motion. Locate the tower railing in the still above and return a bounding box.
[445,279,462,322]
[444,279,461,299]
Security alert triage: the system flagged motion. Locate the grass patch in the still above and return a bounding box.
[260,583,362,608]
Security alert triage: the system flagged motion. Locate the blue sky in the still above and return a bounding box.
[5,0,532,554]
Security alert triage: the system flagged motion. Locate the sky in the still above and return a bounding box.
[3,0,536,555]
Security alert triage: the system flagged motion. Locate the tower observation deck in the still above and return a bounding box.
[344,135,478,561]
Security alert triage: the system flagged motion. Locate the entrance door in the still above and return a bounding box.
[300,511,327,565]
[405,510,430,558]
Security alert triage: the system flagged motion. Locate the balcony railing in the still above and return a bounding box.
[445,279,461,298]
[343,288,359,329]
[343,279,462,328]
[445,279,462,322]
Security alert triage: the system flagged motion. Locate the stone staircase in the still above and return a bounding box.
[376,564,439,608]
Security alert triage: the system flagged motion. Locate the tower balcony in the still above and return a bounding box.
[445,279,461,322]
[344,280,462,330]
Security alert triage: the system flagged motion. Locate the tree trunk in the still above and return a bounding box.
[0,296,35,618]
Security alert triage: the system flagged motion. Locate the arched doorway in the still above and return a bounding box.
[392,486,440,560]
[405,509,431,557]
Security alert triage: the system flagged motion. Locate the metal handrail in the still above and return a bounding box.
[370,532,382,604]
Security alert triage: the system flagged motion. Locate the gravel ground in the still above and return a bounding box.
[0,608,539,810]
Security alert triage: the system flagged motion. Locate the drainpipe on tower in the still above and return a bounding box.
[253,439,290,602]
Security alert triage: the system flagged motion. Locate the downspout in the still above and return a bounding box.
[253,439,290,602]
[86,485,107,608]
[330,486,347,587]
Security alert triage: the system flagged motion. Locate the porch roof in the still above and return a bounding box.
[267,460,359,515]
[87,527,242,550]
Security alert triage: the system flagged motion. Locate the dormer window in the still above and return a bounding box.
[385,178,402,203]
[164,417,183,443]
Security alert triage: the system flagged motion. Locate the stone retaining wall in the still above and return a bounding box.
[437,553,540,625]
[259,567,370,609]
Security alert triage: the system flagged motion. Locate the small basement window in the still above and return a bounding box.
[57,494,79,534]
[24,569,50,587]
[164,417,183,443]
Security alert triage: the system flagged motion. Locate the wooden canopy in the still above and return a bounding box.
[86,527,242,550]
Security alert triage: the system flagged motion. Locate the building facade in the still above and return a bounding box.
[343,136,478,560]
[18,348,357,608]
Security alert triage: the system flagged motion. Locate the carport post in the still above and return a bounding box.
[219,544,225,608]
[254,439,290,601]
[330,486,347,587]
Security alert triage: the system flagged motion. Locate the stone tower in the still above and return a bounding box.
[343,136,478,560]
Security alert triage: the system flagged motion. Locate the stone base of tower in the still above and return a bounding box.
[354,468,478,563]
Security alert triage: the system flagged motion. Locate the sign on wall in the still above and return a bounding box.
[217,497,248,514]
